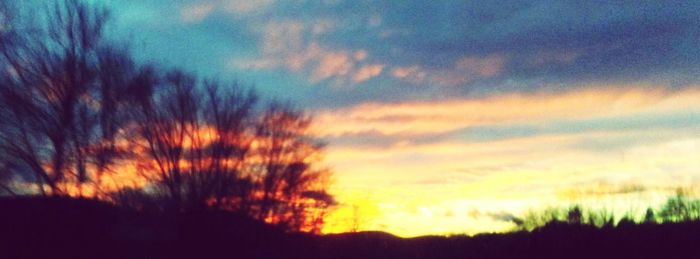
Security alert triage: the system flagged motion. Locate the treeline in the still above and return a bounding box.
[514,191,700,231]
[0,0,334,232]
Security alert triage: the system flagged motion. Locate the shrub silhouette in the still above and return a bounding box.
[515,193,700,232]
[659,190,700,222]
[566,206,582,224]
[644,208,656,224]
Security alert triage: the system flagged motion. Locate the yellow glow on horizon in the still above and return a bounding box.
[317,85,700,237]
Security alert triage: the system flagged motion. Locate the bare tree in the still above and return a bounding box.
[253,103,335,231]
[197,81,257,210]
[134,84,335,230]
[0,0,149,196]
[135,70,258,210]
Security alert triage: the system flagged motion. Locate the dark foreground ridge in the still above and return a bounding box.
[2,197,699,259]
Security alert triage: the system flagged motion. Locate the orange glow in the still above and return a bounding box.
[44,85,700,237]
[313,85,700,137]
[315,85,700,237]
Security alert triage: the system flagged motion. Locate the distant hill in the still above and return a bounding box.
[1,197,700,259]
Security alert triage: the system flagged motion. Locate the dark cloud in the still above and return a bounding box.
[324,0,700,91]
[107,0,700,108]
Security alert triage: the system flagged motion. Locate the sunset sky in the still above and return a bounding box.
[99,1,700,236]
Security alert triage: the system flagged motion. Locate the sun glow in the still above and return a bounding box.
[317,86,700,237]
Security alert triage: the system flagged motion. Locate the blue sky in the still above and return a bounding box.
[98,0,700,236]
[107,0,700,108]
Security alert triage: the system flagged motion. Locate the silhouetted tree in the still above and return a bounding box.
[644,208,656,224]
[350,204,362,232]
[132,76,335,231]
[135,70,199,208]
[659,191,700,222]
[0,0,148,196]
[197,81,258,211]
[517,207,566,231]
[135,71,258,210]
[583,207,616,228]
[253,102,334,232]
[567,206,582,225]
[617,215,636,228]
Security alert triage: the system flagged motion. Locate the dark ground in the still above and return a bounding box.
[1,197,699,259]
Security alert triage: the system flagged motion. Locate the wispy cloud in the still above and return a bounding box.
[315,86,700,137]
[232,19,387,85]
[391,55,506,86]
[353,64,384,83]
[179,0,276,24]
[223,0,275,15]
[180,3,216,23]
[323,120,700,236]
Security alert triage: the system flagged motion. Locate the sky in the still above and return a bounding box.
[101,0,700,236]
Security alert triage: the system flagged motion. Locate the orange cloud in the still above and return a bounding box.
[390,55,506,86]
[314,86,700,137]
[231,19,386,85]
[353,64,384,82]
[391,65,427,82]
[312,51,354,81]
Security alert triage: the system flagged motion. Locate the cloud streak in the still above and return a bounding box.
[315,86,700,137]
[233,19,387,85]
[180,3,216,23]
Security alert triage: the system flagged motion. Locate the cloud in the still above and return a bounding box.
[353,64,384,82]
[223,0,275,15]
[179,0,276,24]
[315,86,700,137]
[312,50,354,81]
[433,55,506,85]
[233,19,386,85]
[353,50,367,61]
[389,55,506,86]
[180,3,216,23]
[134,0,700,109]
[312,18,336,35]
[391,65,426,82]
[433,2,696,81]
[323,123,700,236]
[288,1,700,91]
[319,85,700,236]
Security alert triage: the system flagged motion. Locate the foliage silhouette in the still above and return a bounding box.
[514,193,700,232]
[659,190,700,222]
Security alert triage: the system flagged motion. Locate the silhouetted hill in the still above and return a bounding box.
[2,197,700,259]
[0,197,286,259]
